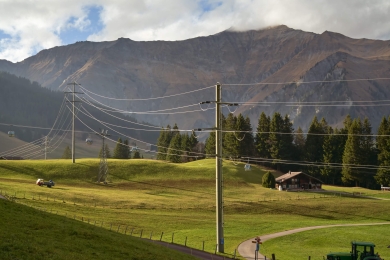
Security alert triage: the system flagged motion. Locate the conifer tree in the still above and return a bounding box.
[167,131,182,163]
[61,145,72,159]
[98,144,111,158]
[262,171,276,188]
[113,138,124,159]
[304,116,327,177]
[133,150,141,159]
[223,113,238,158]
[361,117,377,187]
[189,131,199,158]
[255,112,271,159]
[156,125,172,160]
[181,133,191,162]
[342,118,364,186]
[376,116,390,186]
[239,115,255,157]
[204,132,216,157]
[123,139,130,159]
[269,112,285,170]
[293,127,305,162]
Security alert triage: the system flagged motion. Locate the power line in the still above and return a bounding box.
[79,84,214,101]
[222,77,390,86]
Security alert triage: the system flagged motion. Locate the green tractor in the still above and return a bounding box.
[325,241,382,260]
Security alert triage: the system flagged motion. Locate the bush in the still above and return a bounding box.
[262,171,275,188]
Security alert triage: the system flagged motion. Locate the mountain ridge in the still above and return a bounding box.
[1,25,390,131]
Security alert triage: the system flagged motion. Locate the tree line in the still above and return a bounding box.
[156,112,390,188]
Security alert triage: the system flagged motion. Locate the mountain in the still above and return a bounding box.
[0,72,158,158]
[1,25,390,131]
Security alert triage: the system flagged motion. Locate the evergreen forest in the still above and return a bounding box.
[156,112,390,188]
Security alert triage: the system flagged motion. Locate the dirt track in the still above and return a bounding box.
[237,222,390,260]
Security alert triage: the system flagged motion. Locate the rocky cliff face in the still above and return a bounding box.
[1,25,390,131]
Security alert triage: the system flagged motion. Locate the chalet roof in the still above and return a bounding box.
[275,171,323,183]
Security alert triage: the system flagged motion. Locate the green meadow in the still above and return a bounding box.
[1,158,390,259]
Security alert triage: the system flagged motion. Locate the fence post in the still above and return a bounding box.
[171,233,174,243]
[202,241,205,251]
[117,225,120,232]
[185,236,187,247]
[160,232,164,241]
[233,249,236,259]
[130,228,134,236]
[140,229,143,238]
[150,232,153,240]
[272,253,276,260]
[215,244,218,254]
[308,257,311,260]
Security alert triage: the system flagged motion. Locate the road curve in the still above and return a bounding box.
[237,222,390,260]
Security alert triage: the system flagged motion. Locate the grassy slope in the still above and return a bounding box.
[1,159,390,259]
[0,199,197,260]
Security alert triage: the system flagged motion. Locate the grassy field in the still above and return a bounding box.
[1,158,390,259]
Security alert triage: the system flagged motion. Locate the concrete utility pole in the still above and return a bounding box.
[215,82,224,253]
[97,129,110,184]
[65,82,83,163]
[44,136,50,160]
[197,82,238,253]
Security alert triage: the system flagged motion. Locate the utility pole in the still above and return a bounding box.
[44,136,50,160]
[215,82,224,253]
[197,82,238,253]
[97,129,110,184]
[65,82,83,163]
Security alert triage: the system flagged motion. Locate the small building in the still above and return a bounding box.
[275,171,323,191]
[381,185,390,191]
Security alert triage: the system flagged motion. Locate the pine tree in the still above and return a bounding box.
[361,117,377,188]
[133,150,141,159]
[255,112,271,160]
[123,139,130,159]
[223,113,238,158]
[189,131,199,158]
[98,144,111,158]
[61,145,72,159]
[269,112,285,170]
[113,138,124,159]
[239,115,255,157]
[342,118,364,186]
[156,125,172,160]
[293,127,305,162]
[304,116,327,177]
[166,131,182,163]
[205,132,216,157]
[376,116,390,186]
[181,133,191,162]
[262,171,276,188]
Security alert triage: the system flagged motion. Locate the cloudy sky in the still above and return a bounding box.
[0,0,389,62]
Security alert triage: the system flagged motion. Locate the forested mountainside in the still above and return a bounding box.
[0,72,158,144]
[0,25,389,132]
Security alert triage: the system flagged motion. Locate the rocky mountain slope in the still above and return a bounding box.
[1,25,390,131]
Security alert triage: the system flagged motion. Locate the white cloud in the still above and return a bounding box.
[0,0,390,62]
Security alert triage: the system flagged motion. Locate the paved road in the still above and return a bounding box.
[149,240,235,260]
[237,222,390,260]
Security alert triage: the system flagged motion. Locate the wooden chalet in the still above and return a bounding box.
[275,171,323,191]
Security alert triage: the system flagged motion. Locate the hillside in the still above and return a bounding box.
[1,159,390,259]
[0,199,198,260]
[0,72,159,158]
[1,25,390,131]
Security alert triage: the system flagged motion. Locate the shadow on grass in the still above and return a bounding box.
[238,199,390,222]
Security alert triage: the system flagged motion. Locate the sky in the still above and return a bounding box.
[0,0,389,63]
